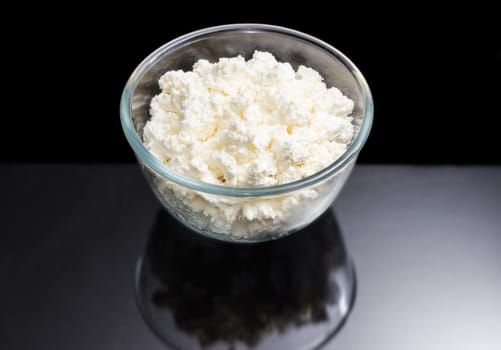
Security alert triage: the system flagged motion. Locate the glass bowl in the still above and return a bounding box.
[120,24,373,243]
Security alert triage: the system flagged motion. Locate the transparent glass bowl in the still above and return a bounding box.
[120,24,373,243]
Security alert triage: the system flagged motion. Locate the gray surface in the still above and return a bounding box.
[0,165,500,350]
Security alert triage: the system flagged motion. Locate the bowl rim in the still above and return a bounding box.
[120,23,373,197]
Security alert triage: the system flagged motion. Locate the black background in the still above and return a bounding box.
[4,7,500,164]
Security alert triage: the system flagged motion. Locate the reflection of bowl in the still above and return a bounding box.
[136,209,356,350]
[121,24,373,242]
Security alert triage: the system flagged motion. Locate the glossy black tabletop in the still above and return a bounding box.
[1,165,500,350]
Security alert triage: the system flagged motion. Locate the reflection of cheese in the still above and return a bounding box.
[144,51,354,237]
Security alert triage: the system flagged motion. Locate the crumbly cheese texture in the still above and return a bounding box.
[144,51,354,188]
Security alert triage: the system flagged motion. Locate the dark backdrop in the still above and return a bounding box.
[4,7,500,164]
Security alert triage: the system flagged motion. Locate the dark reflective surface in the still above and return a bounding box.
[2,166,501,350]
[136,209,356,350]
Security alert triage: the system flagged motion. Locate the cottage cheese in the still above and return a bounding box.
[143,51,354,237]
